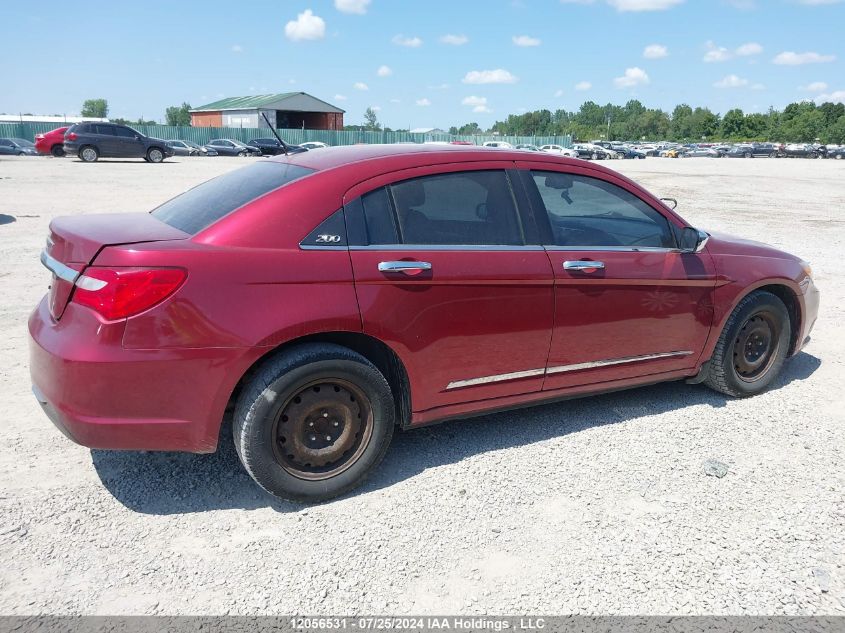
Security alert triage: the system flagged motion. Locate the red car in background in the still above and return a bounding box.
[34,127,69,157]
[28,145,819,502]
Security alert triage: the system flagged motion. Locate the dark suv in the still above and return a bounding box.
[63,123,173,163]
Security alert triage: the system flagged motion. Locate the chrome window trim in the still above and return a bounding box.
[40,250,79,284]
[546,350,693,375]
[298,245,349,251]
[447,368,545,390]
[349,244,545,252]
[544,245,682,253]
[445,350,693,390]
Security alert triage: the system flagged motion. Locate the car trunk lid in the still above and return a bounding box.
[42,212,189,320]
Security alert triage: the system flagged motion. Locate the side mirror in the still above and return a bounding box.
[680,227,710,253]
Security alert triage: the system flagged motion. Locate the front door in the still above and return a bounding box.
[517,164,717,391]
[346,164,555,414]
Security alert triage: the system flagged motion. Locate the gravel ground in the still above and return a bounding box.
[0,154,842,615]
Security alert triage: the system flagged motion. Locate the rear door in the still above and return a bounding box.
[516,162,717,390]
[345,162,555,414]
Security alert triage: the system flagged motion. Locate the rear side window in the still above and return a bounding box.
[94,125,115,135]
[151,162,314,234]
[391,171,523,245]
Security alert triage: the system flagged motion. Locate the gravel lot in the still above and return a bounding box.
[0,154,842,615]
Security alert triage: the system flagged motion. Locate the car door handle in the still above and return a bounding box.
[563,260,605,272]
[378,261,432,275]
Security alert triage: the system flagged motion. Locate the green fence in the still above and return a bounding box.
[0,121,572,148]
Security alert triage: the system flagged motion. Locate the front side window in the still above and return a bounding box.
[530,171,675,248]
[114,126,137,138]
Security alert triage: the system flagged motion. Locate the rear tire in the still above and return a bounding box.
[238,150,248,157]
[234,343,395,503]
[744,152,752,158]
[79,146,99,162]
[146,147,164,163]
[51,145,65,157]
[704,291,790,398]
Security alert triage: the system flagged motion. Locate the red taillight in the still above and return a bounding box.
[36,134,44,140]
[71,267,187,321]
[66,132,77,141]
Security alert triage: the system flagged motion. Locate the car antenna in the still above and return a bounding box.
[260,112,306,155]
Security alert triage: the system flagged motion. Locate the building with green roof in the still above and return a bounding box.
[190,92,344,130]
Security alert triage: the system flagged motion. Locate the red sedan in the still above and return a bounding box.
[34,127,69,157]
[29,145,819,502]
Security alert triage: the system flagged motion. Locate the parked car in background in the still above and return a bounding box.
[248,138,287,156]
[515,144,541,152]
[661,148,685,158]
[166,140,202,156]
[448,140,473,146]
[29,145,819,502]
[826,146,844,160]
[63,123,173,163]
[616,147,647,159]
[539,144,578,158]
[783,143,823,159]
[205,139,262,157]
[300,141,329,150]
[591,141,621,159]
[572,143,608,160]
[34,127,69,157]
[683,147,720,158]
[0,138,39,156]
[482,141,514,149]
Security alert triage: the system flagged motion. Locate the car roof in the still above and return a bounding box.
[263,143,604,175]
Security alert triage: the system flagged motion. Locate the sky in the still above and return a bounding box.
[2,0,844,129]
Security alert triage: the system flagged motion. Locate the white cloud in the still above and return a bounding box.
[561,0,684,8]
[416,98,431,106]
[575,81,592,91]
[512,35,541,46]
[231,44,243,53]
[815,90,845,103]
[462,69,518,84]
[773,51,836,65]
[704,41,732,62]
[797,0,843,4]
[613,67,649,88]
[606,0,684,10]
[284,9,326,41]
[736,42,763,56]
[353,82,369,91]
[801,81,829,92]
[333,94,348,101]
[554,89,564,97]
[440,34,469,45]
[392,34,422,47]
[370,105,382,112]
[461,96,488,107]
[377,65,392,77]
[714,74,749,88]
[389,98,401,103]
[643,44,668,59]
[334,0,370,14]
[473,105,492,113]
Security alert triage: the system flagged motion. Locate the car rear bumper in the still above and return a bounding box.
[28,297,254,453]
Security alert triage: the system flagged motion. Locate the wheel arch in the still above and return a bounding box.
[222,331,412,445]
[708,280,804,361]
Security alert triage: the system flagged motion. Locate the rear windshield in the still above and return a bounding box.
[151,162,314,234]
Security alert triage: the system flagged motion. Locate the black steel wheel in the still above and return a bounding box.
[234,343,395,502]
[51,145,65,157]
[704,291,790,397]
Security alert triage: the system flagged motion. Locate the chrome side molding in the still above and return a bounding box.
[547,350,694,375]
[445,350,694,390]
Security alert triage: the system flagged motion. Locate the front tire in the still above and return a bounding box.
[51,145,65,157]
[234,343,395,503]
[146,147,164,163]
[704,291,790,398]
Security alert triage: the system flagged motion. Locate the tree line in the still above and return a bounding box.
[452,99,845,144]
